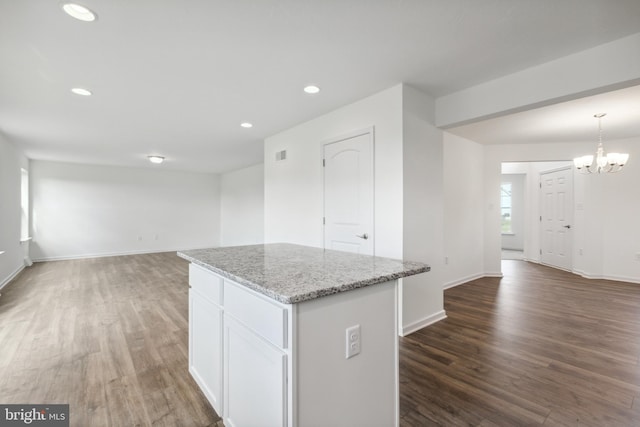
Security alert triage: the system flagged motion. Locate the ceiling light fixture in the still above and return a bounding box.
[240,122,253,128]
[573,113,629,174]
[303,85,320,94]
[62,3,97,22]
[71,87,92,96]
[148,156,165,164]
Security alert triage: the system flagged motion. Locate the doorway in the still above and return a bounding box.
[323,128,374,255]
[500,161,573,271]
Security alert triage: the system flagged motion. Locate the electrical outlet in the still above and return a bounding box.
[444,256,449,265]
[635,252,640,261]
[345,325,361,359]
[579,248,583,256]
[137,236,143,241]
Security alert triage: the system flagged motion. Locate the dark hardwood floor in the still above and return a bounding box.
[1,254,639,426]
[400,260,640,426]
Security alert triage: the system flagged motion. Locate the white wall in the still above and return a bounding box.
[484,139,640,283]
[264,85,404,258]
[30,161,221,261]
[0,136,29,288]
[220,163,264,246]
[400,86,445,334]
[598,139,640,282]
[442,133,485,288]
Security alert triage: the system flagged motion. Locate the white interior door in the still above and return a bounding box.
[540,167,573,271]
[323,130,374,255]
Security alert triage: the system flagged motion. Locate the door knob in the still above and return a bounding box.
[356,233,369,240]
[563,225,572,229]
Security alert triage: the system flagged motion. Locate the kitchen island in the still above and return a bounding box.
[178,243,429,427]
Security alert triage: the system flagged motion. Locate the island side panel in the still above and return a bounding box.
[294,280,398,427]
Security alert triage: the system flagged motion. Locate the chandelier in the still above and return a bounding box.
[573,113,629,174]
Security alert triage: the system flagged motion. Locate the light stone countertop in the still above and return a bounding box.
[178,243,429,304]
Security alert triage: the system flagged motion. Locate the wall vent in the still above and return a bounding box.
[275,150,287,161]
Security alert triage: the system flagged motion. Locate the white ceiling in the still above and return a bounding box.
[448,84,640,145]
[1,1,640,173]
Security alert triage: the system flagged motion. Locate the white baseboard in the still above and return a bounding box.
[31,246,215,263]
[443,271,504,290]
[401,310,447,337]
[443,273,486,290]
[484,271,504,278]
[573,269,640,285]
[0,264,25,291]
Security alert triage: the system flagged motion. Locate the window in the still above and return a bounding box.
[21,168,29,240]
[501,182,512,234]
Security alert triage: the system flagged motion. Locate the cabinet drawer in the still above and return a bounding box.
[224,281,288,349]
[189,263,223,306]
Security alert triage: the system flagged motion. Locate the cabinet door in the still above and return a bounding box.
[189,289,223,415]
[224,316,287,427]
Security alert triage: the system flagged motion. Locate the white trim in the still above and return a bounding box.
[538,165,573,175]
[443,272,486,290]
[1,264,25,291]
[400,310,447,337]
[484,271,504,278]
[320,126,375,146]
[31,246,217,263]
[573,269,640,285]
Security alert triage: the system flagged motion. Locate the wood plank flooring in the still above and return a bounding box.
[0,253,222,427]
[2,254,639,426]
[399,260,640,426]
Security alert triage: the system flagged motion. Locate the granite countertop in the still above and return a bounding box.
[177,243,429,304]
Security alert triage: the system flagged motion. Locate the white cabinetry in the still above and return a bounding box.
[188,263,398,427]
[224,316,287,427]
[223,280,290,427]
[188,264,224,415]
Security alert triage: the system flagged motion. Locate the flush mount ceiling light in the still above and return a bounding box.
[573,113,629,174]
[62,3,97,22]
[240,122,253,128]
[148,156,165,164]
[71,87,92,96]
[303,85,320,94]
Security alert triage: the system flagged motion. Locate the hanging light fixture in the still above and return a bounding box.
[573,113,629,174]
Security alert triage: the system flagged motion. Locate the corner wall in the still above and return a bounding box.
[30,160,221,261]
[264,85,404,258]
[400,85,445,334]
[264,84,447,334]
[442,132,485,288]
[0,136,29,288]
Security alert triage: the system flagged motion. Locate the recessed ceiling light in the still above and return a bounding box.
[148,156,165,164]
[240,122,253,128]
[71,87,92,96]
[303,85,320,94]
[62,3,97,22]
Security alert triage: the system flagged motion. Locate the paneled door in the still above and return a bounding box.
[540,167,573,271]
[323,129,374,255]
